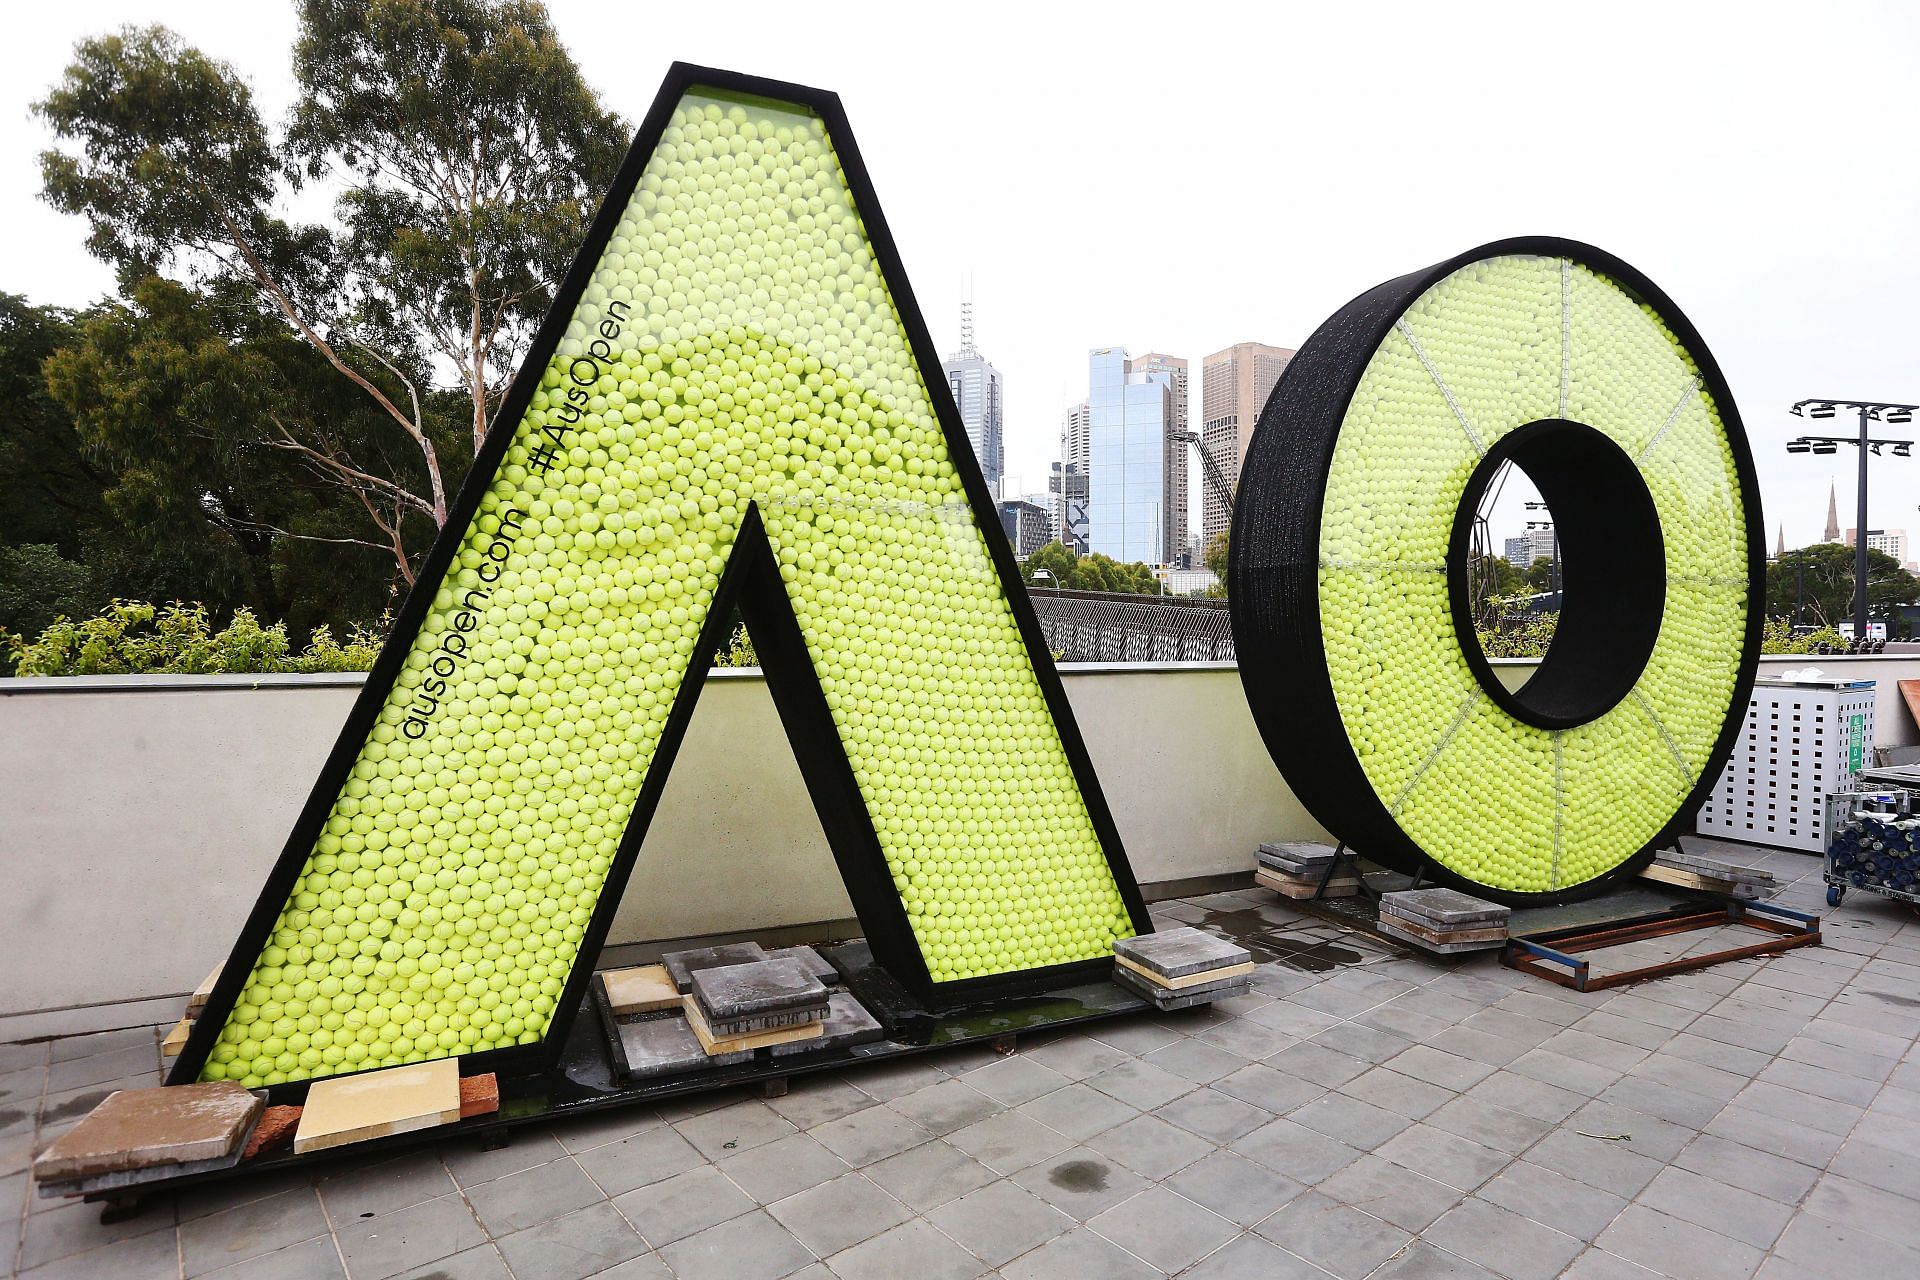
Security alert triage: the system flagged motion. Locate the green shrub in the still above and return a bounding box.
[1475,610,1558,659]
[4,600,382,676]
[1760,618,1846,655]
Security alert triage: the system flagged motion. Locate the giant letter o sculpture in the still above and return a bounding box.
[1231,238,1763,903]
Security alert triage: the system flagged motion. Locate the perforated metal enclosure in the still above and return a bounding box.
[1698,678,1876,852]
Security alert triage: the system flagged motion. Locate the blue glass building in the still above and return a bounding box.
[1087,347,1171,564]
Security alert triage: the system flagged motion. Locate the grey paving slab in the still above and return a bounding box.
[1594,1204,1764,1280]
[16,1222,181,1280]
[655,1208,814,1280]
[1230,1116,1362,1184]
[961,1053,1071,1106]
[1087,1184,1236,1272]
[1166,1149,1304,1227]
[714,1132,849,1205]
[947,1109,1074,1175]
[805,1104,930,1167]
[1373,1121,1509,1192]
[200,1234,348,1280]
[882,1078,1001,1137]
[1017,1080,1140,1141]
[24,883,1920,1280]
[1011,1147,1150,1220]
[612,1163,754,1248]
[1178,1231,1330,1280]
[860,1136,993,1212]
[765,1171,909,1257]
[1152,1086,1272,1144]
[1477,1160,1629,1241]
[1639,1164,1793,1250]
[333,1193,487,1280]
[1084,1112,1213,1179]
[998,1224,1161,1280]
[824,1218,987,1280]
[673,1098,797,1160]
[1253,1189,1412,1280]
[1423,1197,1584,1280]
[925,1179,1074,1268]
[1288,1091,1414,1151]
[571,1123,704,1196]
[392,1244,516,1279]
[493,1200,647,1280]
[463,1157,602,1237]
[178,1187,325,1277]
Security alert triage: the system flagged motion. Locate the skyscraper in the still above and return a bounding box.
[1130,352,1189,565]
[1061,401,1090,472]
[1050,461,1089,554]
[1087,347,1169,564]
[1200,342,1295,545]
[942,303,1004,494]
[997,499,1052,557]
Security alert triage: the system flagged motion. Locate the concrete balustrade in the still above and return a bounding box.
[4,655,1915,1041]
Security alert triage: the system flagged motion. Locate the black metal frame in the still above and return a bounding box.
[172,62,1149,1098]
[1228,236,1766,908]
[1446,419,1667,730]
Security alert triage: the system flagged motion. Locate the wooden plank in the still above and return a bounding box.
[1375,916,1508,946]
[1255,869,1357,899]
[1113,954,1255,990]
[1902,679,1920,733]
[684,999,823,1055]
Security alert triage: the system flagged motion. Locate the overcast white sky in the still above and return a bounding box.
[4,1,1916,553]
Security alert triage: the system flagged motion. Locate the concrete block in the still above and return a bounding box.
[613,1015,752,1079]
[768,945,841,985]
[1113,966,1249,1009]
[661,942,767,993]
[1378,919,1506,954]
[603,964,683,1015]
[294,1059,460,1155]
[685,998,823,1055]
[1114,927,1250,979]
[769,992,886,1057]
[1114,953,1255,990]
[33,1081,262,1181]
[691,958,828,1035]
[1379,889,1509,927]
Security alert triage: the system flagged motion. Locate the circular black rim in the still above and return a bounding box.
[1446,419,1667,731]
[1228,236,1765,907]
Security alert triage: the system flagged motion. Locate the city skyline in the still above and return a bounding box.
[2,3,1914,561]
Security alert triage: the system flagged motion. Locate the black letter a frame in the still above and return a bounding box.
[172,64,1149,1095]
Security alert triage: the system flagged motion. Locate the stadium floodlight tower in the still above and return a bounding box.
[1786,398,1916,642]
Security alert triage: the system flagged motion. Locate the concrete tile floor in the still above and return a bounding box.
[5,838,1920,1279]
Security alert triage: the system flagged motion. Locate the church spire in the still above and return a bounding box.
[1824,480,1841,543]
[1777,524,1786,558]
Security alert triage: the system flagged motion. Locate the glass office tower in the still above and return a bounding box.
[1087,347,1170,564]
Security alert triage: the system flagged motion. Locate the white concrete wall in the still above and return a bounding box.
[4,654,1915,1042]
[0,664,1317,1041]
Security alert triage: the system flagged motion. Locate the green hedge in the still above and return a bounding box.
[5,600,766,676]
[4,601,382,676]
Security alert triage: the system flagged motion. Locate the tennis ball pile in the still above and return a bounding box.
[1318,254,1749,894]
[203,92,1132,1087]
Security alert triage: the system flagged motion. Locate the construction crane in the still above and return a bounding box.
[1175,431,1236,521]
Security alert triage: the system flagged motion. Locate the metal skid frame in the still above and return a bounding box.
[1502,899,1821,992]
